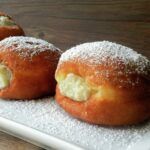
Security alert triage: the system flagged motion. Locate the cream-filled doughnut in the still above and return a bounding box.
[0,12,24,40]
[55,41,150,126]
[0,36,61,99]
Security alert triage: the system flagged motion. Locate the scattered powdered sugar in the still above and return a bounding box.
[59,41,150,75]
[0,36,61,58]
[0,97,150,150]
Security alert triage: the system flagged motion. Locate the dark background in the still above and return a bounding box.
[0,0,149,57]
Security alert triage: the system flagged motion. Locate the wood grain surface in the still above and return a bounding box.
[0,0,149,150]
[0,131,43,150]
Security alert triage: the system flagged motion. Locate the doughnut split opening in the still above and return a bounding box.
[58,73,91,102]
[0,64,12,89]
[0,12,25,40]
[0,16,16,26]
[57,73,124,102]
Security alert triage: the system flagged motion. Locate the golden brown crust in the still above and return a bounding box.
[0,45,60,100]
[56,86,150,126]
[0,27,25,40]
[55,49,150,125]
[0,12,24,40]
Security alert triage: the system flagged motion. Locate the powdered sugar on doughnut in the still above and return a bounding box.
[59,41,150,75]
[0,36,61,58]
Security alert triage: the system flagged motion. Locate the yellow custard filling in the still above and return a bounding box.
[0,64,12,89]
[57,73,121,102]
[58,73,91,101]
[0,16,16,26]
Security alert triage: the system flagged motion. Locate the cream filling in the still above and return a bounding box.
[58,73,91,102]
[0,64,12,89]
[0,16,16,26]
[57,73,120,102]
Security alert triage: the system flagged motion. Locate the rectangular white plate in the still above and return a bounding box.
[0,97,150,150]
[0,117,83,150]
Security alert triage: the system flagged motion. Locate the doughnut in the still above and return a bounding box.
[0,36,61,99]
[55,41,150,126]
[0,12,24,40]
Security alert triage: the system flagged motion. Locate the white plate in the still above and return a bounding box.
[0,97,150,150]
[0,117,83,150]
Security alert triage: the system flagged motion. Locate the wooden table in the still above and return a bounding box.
[0,0,149,149]
[0,131,43,150]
